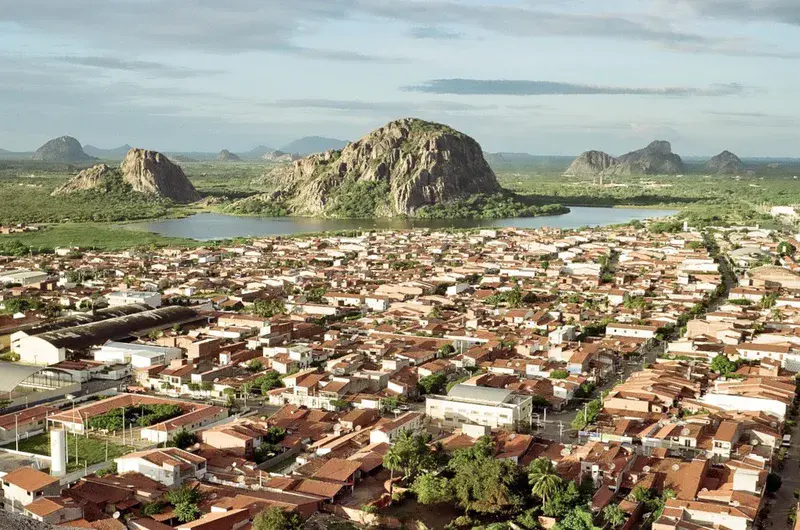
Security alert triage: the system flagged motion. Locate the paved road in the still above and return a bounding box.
[768,420,799,530]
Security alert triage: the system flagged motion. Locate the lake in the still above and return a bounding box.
[126,207,678,241]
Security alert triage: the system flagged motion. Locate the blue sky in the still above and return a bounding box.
[1,0,799,156]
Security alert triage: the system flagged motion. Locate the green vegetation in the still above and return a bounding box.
[87,403,184,431]
[168,429,199,450]
[252,506,303,530]
[2,432,129,472]
[166,485,203,523]
[253,426,287,463]
[416,193,569,220]
[418,373,448,395]
[325,180,390,218]
[251,298,286,318]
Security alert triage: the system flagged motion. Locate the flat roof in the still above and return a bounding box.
[446,384,514,405]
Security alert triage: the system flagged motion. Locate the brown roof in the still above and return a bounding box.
[312,458,362,483]
[2,466,60,492]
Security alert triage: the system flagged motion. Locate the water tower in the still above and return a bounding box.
[50,428,67,477]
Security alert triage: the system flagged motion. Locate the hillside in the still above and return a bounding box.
[229,118,562,219]
[53,148,200,203]
[32,136,95,162]
[706,150,744,174]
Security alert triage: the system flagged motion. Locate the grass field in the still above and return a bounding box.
[2,432,131,472]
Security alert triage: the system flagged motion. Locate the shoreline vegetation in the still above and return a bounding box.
[1,157,799,252]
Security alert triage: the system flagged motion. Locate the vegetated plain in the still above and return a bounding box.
[1,156,799,252]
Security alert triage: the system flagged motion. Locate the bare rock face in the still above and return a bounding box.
[120,148,201,203]
[603,140,684,176]
[53,148,201,203]
[243,118,500,216]
[32,135,95,162]
[564,150,618,176]
[217,149,241,162]
[51,163,115,195]
[705,150,743,174]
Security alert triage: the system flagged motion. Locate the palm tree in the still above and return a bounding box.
[602,504,627,528]
[528,457,563,505]
[383,446,403,504]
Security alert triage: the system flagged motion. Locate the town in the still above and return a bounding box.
[0,221,799,530]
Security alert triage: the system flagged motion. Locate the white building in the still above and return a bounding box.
[115,448,207,487]
[606,323,658,340]
[0,269,48,287]
[369,412,424,444]
[93,341,182,368]
[106,291,162,308]
[1,467,61,513]
[426,385,533,430]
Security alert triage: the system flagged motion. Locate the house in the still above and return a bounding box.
[426,384,533,430]
[106,290,162,308]
[175,508,250,530]
[1,466,62,512]
[369,412,424,444]
[115,448,207,487]
[24,496,83,524]
[0,405,55,444]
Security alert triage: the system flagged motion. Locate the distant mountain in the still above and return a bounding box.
[604,140,684,176]
[32,136,95,162]
[705,150,744,175]
[280,136,349,156]
[217,149,241,162]
[83,144,133,159]
[239,145,276,160]
[484,152,539,165]
[564,151,618,176]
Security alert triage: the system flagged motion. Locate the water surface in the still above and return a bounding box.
[126,207,677,241]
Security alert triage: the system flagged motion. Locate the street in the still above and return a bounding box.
[765,416,799,530]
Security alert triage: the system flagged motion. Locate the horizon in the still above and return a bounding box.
[2,1,800,156]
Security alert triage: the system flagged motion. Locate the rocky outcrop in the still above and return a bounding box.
[51,163,116,195]
[239,118,500,217]
[603,141,684,176]
[53,148,201,203]
[564,150,618,176]
[32,136,95,162]
[262,150,300,163]
[217,149,241,162]
[120,149,201,202]
[705,150,743,174]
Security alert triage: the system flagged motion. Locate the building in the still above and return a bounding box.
[106,291,162,308]
[15,306,202,365]
[426,384,533,430]
[115,448,207,487]
[0,405,55,444]
[1,466,62,513]
[93,341,182,368]
[369,412,423,444]
[0,269,48,287]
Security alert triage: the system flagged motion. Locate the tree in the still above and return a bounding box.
[174,501,201,523]
[710,354,738,376]
[449,436,525,513]
[247,360,265,372]
[252,507,303,530]
[141,501,166,517]
[383,430,438,482]
[418,373,448,395]
[571,399,602,430]
[438,344,455,357]
[165,485,202,506]
[380,396,399,413]
[554,507,599,530]
[602,504,627,528]
[384,444,403,502]
[778,241,797,257]
[412,473,453,505]
[168,429,199,450]
[528,457,562,506]
[761,292,778,309]
[542,480,583,518]
[251,298,286,319]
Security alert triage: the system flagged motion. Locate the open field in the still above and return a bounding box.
[2,432,130,472]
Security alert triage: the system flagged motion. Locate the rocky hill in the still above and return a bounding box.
[564,150,618,176]
[603,141,684,176]
[262,150,300,163]
[53,148,201,203]
[83,144,133,159]
[218,149,241,162]
[705,150,744,174]
[233,118,501,217]
[32,136,95,162]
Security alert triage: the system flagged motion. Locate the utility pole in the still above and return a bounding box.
[14,413,20,452]
[121,407,125,446]
[558,421,564,443]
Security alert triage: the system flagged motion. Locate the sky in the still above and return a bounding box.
[1,0,799,156]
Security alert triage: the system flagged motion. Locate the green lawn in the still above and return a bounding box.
[0,223,200,253]
[3,432,131,472]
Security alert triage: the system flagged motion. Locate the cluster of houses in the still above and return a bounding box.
[0,224,799,529]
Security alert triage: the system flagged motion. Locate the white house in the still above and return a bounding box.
[115,448,207,487]
[93,341,182,368]
[426,385,533,430]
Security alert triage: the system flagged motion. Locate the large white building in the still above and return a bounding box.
[106,291,162,308]
[93,341,182,368]
[426,384,533,430]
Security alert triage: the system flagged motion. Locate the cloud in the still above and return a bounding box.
[404,79,749,97]
[674,0,800,25]
[273,98,493,113]
[54,56,219,77]
[409,26,464,40]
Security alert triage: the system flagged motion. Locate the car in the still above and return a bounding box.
[782,434,791,448]
[397,404,410,411]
